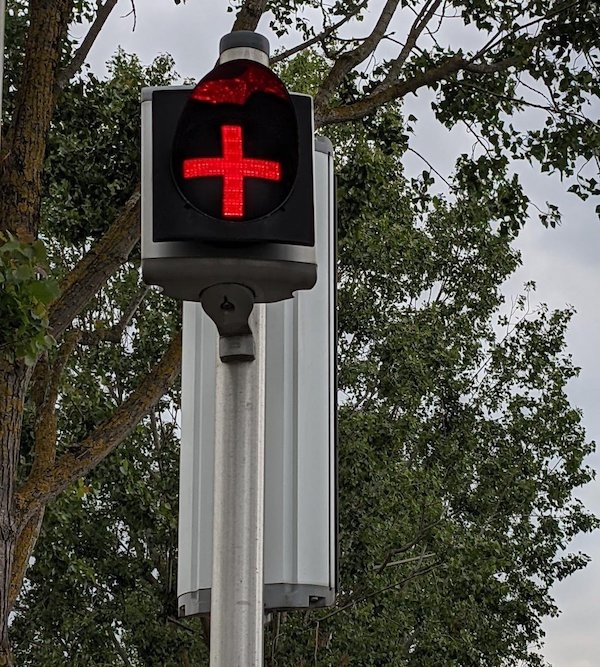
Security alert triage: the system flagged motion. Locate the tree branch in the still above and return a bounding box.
[407,147,452,188]
[314,0,401,112]
[456,80,581,117]
[376,0,444,91]
[13,332,81,611]
[315,41,538,127]
[167,616,195,635]
[9,511,44,610]
[318,561,442,622]
[270,2,369,65]
[375,517,445,573]
[232,0,267,32]
[314,1,568,128]
[316,52,464,126]
[14,329,182,533]
[77,285,150,346]
[48,184,141,342]
[373,552,436,571]
[30,330,82,479]
[0,0,73,240]
[463,54,524,74]
[56,0,119,89]
[110,630,134,667]
[470,0,581,64]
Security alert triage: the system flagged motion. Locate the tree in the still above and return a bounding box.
[261,114,597,666]
[10,83,597,665]
[1,0,598,665]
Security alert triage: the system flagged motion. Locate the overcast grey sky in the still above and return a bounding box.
[82,3,599,665]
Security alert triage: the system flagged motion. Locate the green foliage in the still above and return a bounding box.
[0,234,58,365]
[13,92,597,666]
[12,408,207,667]
[269,1,599,226]
[44,50,177,245]
[274,49,329,97]
[261,117,597,667]
[13,277,185,665]
[427,3,600,223]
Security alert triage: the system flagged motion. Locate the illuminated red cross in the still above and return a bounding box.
[182,125,282,219]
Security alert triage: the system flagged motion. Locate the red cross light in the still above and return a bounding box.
[182,125,282,219]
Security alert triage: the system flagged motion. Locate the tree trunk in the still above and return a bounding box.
[0,3,74,660]
[0,0,73,240]
[0,360,29,667]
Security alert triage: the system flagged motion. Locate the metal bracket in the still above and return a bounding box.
[200,284,256,362]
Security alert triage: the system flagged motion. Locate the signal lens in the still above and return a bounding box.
[171,59,298,222]
[183,125,282,218]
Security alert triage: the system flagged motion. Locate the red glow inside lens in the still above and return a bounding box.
[183,125,282,219]
[191,61,288,106]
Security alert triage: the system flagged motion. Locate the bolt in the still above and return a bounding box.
[221,297,235,312]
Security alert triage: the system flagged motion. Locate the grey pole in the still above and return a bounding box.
[209,303,266,666]
[203,32,271,666]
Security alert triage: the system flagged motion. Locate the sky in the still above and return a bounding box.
[80,2,600,665]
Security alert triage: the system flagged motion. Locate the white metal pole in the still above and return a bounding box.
[210,304,266,666]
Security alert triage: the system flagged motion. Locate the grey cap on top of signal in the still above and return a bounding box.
[219,31,270,66]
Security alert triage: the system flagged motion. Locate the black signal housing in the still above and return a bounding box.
[152,61,314,246]
[141,32,317,304]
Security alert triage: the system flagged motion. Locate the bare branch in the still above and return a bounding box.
[114,286,149,333]
[80,285,150,345]
[407,147,452,188]
[56,0,119,89]
[49,184,141,341]
[373,552,436,571]
[376,0,444,91]
[318,561,441,622]
[73,286,149,347]
[314,0,401,112]
[122,0,137,31]
[457,80,595,124]
[167,616,195,635]
[516,74,556,109]
[15,330,182,532]
[271,2,369,65]
[461,116,494,159]
[375,517,445,572]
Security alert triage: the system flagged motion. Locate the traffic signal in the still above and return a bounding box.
[141,32,317,303]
